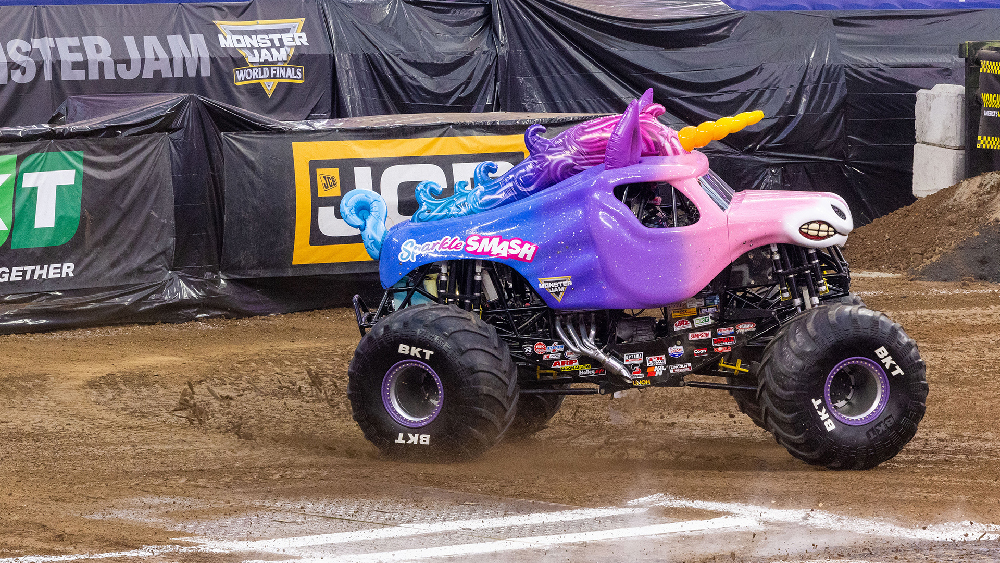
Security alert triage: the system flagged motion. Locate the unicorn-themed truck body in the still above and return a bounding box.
[340,90,927,470]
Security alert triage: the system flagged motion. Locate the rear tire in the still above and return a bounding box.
[347,304,518,461]
[507,390,566,438]
[729,384,766,430]
[759,304,927,470]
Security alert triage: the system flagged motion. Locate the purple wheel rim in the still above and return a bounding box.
[382,359,443,428]
[824,356,890,426]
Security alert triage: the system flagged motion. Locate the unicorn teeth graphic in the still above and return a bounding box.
[339,89,758,261]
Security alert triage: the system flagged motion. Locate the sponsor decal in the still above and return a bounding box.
[717,326,734,336]
[811,398,836,432]
[669,363,692,374]
[216,19,308,97]
[0,151,84,250]
[646,355,665,366]
[673,318,692,331]
[551,359,579,368]
[671,307,698,318]
[397,235,465,263]
[693,315,713,327]
[693,348,708,357]
[874,346,905,376]
[646,365,664,377]
[398,233,540,264]
[522,346,533,355]
[564,350,578,359]
[538,275,572,302]
[688,331,710,341]
[699,306,718,315]
[533,342,547,355]
[395,432,431,445]
[543,353,561,360]
[704,295,720,306]
[557,364,592,371]
[0,263,74,283]
[624,352,644,365]
[631,367,642,377]
[668,345,684,358]
[712,336,735,347]
[397,344,434,360]
[467,234,538,262]
[550,344,565,352]
[577,368,606,376]
[714,346,732,353]
[292,137,527,265]
[632,378,652,386]
[735,322,756,334]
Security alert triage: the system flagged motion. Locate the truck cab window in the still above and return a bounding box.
[615,182,700,228]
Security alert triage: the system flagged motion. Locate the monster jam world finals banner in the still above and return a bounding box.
[0,135,173,295]
[0,2,331,126]
[219,115,595,278]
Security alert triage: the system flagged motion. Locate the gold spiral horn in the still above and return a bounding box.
[678,110,764,152]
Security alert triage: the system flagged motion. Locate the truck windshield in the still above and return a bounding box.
[698,171,735,211]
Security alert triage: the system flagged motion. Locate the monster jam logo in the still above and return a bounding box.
[538,276,572,302]
[215,19,308,97]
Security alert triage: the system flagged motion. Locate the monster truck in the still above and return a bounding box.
[340,89,927,469]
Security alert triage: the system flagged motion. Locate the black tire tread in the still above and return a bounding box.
[347,304,518,461]
[758,304,927,470]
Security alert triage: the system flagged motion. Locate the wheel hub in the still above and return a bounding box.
[382,360,443,428]
[824,357,890,426]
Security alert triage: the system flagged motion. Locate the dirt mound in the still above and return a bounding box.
[844,172,1000,281]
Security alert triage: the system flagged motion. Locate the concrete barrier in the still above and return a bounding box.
[913,83,966,198]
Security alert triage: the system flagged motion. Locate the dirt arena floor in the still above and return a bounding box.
[1,271,999,561]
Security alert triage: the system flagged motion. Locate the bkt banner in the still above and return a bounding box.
[0,2,331,126]
[220,116,593,277]
[0,136,173,294]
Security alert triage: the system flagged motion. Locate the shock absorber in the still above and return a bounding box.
[807,248,829,295]
[772,244,804,312]
[438,261,450,305]
[473,260,483,313]
[769,243,792,302]
[796,247,820,308]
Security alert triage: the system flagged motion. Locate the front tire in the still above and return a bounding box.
[347,304,518,461]
[759,304,927,469]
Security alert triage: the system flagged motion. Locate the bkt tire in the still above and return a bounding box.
[729,384,766,430]
[347,304,518,461]
[759,304,927,470]
[506,390,566,439]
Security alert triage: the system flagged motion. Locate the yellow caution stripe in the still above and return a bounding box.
[982,60,1000,75]
[978,136,1000,150]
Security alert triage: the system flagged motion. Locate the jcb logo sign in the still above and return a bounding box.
[291,136,527,264]
[0,151,83,249]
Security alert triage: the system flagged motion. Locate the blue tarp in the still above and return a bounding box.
[724,0,1000,9]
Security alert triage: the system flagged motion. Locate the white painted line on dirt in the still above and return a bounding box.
[0,546,206,563]
[629,494,1000,542]
[242,516,760,563]
[189,506,646,552]
[770,560,880,563]
[0,506,647,563]
[852,271,902,278]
